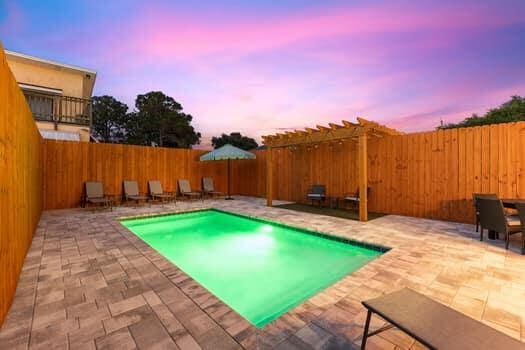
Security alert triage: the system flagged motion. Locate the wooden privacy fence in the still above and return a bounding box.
[367,124,525,223]
[43,121,525,223]
[0,44,43,326]
[42,141,233,209]
[235,122,525,224]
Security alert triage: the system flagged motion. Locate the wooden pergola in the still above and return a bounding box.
[262,117,402,221]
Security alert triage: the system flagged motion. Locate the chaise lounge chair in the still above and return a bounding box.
[123,181,149,207]
[148,180,175,203]
[307,184,326,207]
[361,288,525,350]
[178,179,202,200]
[84,181,113,211]
[202,177,223,198]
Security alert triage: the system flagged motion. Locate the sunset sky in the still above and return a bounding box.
[1,0,524,144]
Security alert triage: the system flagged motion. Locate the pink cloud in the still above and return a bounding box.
[13,1,519,144]
[81,2,524,69]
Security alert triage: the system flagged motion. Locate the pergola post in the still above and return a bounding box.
[358,132,368,221]
[266,146,273,207]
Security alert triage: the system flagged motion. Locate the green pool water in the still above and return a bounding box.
[121,209,383,328]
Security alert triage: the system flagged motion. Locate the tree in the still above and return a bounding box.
[125,91,201,148]
[439,96,525,129]
[211,132,258,150]
[91,95,128,143]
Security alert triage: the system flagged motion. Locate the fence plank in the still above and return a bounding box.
[0,45,42,326]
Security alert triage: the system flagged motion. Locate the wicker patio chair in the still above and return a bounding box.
[477,198,521,250]
[472,193,498,232]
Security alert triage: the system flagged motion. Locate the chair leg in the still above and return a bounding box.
[480,227,483,241]
[505,233,510,250]
[476,218,479,232]
[361,310,372,350]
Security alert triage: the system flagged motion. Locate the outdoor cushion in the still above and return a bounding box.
[506,216,521,226]
[307,193,324,198]
[507,216,521,227]
[345,196,359,201]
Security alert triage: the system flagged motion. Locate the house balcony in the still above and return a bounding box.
[23,90,92,127]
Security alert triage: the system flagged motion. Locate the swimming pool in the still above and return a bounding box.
[121,209,386,328]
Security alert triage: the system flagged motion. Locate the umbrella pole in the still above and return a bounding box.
[226,158,233,200]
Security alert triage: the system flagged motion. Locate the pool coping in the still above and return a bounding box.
[119,207,391,254]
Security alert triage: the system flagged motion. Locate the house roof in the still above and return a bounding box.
[5,50,97,75]
[5,49,97,97]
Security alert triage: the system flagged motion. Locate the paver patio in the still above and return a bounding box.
[1,196,524,349]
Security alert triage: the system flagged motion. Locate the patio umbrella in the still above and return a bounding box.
[200,144,256,200]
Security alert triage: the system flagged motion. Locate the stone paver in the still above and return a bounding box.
[1,196,525,349]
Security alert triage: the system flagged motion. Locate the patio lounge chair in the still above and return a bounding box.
[344,186,371,210]
[361,288,525,350]
[123,181,148,207]
[514,203,525,254]
[178,179,202,200]
[148,180,175,203]
[472,193,498,232]
[307,184,326,207]
[477,198,521,250]
[84,181,112,211]
[202,177,223,197]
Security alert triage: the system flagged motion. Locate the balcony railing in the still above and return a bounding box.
[22,90,92,126]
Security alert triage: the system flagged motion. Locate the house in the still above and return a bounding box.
[5,50,97,142]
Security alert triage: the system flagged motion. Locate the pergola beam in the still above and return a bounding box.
[263,118,401,148]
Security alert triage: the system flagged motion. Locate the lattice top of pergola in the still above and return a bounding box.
[262,117,402,148]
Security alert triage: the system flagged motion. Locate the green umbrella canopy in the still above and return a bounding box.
[200,144,255,199]
[200,144,256,161]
